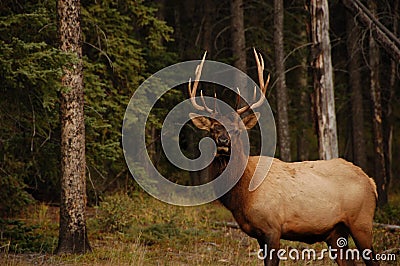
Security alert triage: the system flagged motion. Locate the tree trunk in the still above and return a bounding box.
[274,0,291,161]
[230,0,246,73]
[174,4,184,58]
[297,91,310,161]
[230,0,247,100]
[56,0,91,254]
[368,1,388,207]
[383,0,398,201]
[346,13,367,170]
[310,0,339,160]
[202,0,214,54]
[293,10,310,161]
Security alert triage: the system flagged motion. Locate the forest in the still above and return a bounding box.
[0,0,399,265]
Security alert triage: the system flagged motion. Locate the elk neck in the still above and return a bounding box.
[209,139,250,212]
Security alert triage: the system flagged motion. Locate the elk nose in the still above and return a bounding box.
[218,135,230,146]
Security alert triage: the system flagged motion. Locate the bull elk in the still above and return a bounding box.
[187,49,378,266]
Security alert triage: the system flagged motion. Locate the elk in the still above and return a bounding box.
[187,49,378,266]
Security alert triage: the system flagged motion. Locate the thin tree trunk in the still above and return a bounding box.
[368,0,388,207]
[346,13,367,170]
[383,0,398,199]
[294,10,310,161]
[310,0,339,160]
[230,0,246,73]
[174,5,184,58]
[274,0,291,161]
[297,91,310,161]
[56,0,91,254]
[230,0,247,100]
[202,0,214,54]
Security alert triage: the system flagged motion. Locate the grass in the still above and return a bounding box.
[0,191,399,265]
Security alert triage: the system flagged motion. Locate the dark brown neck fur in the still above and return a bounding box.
[210,148,250,211]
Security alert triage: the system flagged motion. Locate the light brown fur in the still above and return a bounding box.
[190,114,378,266]
[237,157,377,239]
[188,49,378,265]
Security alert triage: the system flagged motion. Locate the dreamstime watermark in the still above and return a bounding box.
[122,58,276,206]
[257,237,397,262]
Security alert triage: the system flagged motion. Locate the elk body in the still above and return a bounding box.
[188,50,378,266]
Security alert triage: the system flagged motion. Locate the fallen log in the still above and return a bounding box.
[373,222,400,231]
[215,221,400,232]
[214,221,240,229]
[341,0,400,61]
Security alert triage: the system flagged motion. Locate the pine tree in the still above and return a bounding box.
[56,0,91,254]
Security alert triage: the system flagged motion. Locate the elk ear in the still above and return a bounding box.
[242,112,260,129]
[189,113,212,131]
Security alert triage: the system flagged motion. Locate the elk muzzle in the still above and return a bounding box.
[216,133,231,156]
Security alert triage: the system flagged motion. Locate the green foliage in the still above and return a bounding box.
[81,0,175,197]
[0,219,56,253]
[0,0,175,210]
[141,221,181,245]
[0,173,33,217]
[92,192,207,246]
[375,204,400,225]
[95,193,136,233]
[0,2,66,213]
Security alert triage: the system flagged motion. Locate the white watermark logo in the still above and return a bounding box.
[257,238,397,262]
[336,237,347,248]
[122,59,276,206]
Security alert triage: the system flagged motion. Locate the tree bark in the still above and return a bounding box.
[297,90,310,161]
[310,0,339,160]
[56,0,91,254]
[274,0,291,161]
[230,0,246,73]
[230,0,248,100]
[383,0,398,202]
[346,13,367,170]
[368,0,388,207]
[293,10,310,161]
[202,0,214,54]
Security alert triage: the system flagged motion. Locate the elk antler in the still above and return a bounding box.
[188,51,215,114]
[236,48,270,115]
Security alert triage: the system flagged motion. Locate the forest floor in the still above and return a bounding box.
[0,191,399,266]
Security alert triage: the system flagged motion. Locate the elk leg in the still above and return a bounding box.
[258,233,280,266]
[349,225,379,266]
[325,225,355,266]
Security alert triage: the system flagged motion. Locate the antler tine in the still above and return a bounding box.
[200,90,214,113]
[253,48,266,93]
[190,51,207,96]
[235,87,241,109]
[236,50,270,115]
[214,91,217,113]
[188,51,215,113]
[188,77,204,111]
[236,87,251,115]
[244,48,270,110]
[236,104,250,115]
[265,73,270,92]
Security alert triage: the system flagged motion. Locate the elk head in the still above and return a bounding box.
[188,49,270,157]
